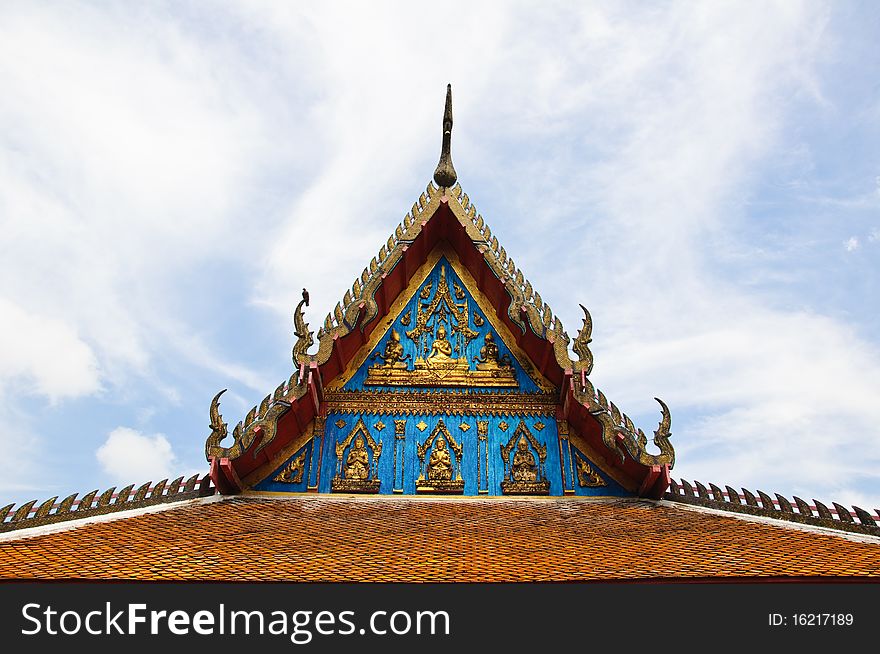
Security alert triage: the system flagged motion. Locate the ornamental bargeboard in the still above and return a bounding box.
[205,85,675,500]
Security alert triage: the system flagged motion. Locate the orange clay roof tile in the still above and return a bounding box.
[0,496,878,581]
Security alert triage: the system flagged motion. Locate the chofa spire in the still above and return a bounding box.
[432,84,457,188]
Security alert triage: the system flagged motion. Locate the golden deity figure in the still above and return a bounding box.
[371,330,409,369]
[500,421,549,495]
[473,331,512,370]
[511,437,537,482]
[427,437,454,481]
[345,435,370,480]
[427,324,454,362]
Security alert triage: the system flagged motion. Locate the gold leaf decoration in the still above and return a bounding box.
[274,452,306,484]
[576,458,607,488]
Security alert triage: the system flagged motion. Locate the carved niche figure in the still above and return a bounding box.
[473,331,512,370]
[428,437,454,481]
[501,421,550,495]
[511,436,538,482]
[331,418,382,493]
[416,420,464,493]
[345,435,370,480]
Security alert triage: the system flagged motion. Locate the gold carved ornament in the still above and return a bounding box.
[364,265,517,388]
[325,390,556,417]
[575,456,606,488]
[573,376,675,468]
[273,451,307,484]
[292,292,314,366]
[416,419,464,494]
[331,418,383,494]
[571,304,594,375]
[205,382,300,462]
[500,421,550,495]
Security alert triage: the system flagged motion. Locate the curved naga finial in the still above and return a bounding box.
[204,384,298,462]
[433,84,457,188]
[571,378,676,468]
[292,292,314,365]
[205,389,230,458]
[572,304,594,374]
[651,397,675,466]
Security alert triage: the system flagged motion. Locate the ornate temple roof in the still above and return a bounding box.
[1,86,878,580]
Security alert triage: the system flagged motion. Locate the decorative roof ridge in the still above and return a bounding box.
[0,473,215,535]
[446,184,574,355]
[666,477,880,537]
[204,371,309,462]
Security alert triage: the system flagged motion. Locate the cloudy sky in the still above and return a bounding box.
[1,1,878,510]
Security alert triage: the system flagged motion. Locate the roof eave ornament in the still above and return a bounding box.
[433,84,457,189]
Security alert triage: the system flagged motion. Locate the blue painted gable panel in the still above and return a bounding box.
[343,257,542,393]
[319,413,564,496]
[318,415,396,494]
[253,440,312,493]
[563,443,630,497]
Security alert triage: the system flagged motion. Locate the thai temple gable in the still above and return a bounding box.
[203,85,674,499]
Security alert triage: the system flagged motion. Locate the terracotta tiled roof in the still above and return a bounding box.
[1,496,878,581]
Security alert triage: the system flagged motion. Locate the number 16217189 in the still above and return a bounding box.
[768,614,854,627]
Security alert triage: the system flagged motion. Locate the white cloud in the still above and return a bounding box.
[0,3,279,396]
[0,401,43,495]
[96,427,180,484]
[0,297,100,400]
[844,236,860,251]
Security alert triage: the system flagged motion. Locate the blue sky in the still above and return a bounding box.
[0,1,878,510]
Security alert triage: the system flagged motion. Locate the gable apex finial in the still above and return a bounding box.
[433,84,457,189]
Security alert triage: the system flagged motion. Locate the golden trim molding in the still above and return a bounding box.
[325,390,557,417]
